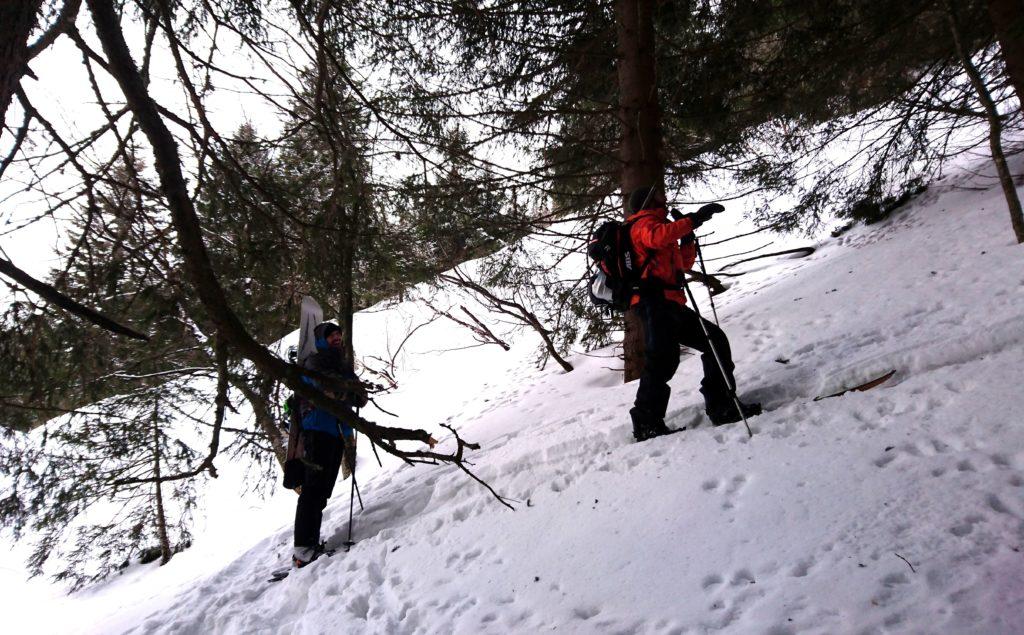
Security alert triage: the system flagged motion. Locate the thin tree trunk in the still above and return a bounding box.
[950,4,1024,243]
[339,223,355,366]
[151,407,172,565]
[988,0,1024,108]
[615,0,665,382]
[0,0,42,129]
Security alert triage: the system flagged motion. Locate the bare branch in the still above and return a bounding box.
[25,0,83,62]
[718,247,817,272]
[0,256,149,341]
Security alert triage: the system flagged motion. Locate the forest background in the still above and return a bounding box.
[1,0,1022,588]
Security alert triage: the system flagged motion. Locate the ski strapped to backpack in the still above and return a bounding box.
[587,219,651,311]
[282,297,324,490]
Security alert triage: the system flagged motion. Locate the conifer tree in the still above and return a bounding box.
[1,378,207,590]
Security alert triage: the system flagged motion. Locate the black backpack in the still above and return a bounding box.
[587,219,648,311]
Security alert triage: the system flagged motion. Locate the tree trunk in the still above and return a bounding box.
[0,0,42,129]
[151,407,172,565]
[951,4,1024,243]
[615,0,665,382]
[339,224,356,366]
[988,0,1024,108]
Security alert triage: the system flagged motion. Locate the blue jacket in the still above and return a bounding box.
[300,338,356,438]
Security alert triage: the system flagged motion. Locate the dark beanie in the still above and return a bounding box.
[629,186,657,213]
[314,322,342,340]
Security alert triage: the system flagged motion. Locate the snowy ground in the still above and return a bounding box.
[3,155,1024,634]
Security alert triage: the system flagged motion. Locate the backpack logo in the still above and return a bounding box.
[587,220,644,312]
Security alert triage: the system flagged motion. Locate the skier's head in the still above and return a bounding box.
[628,186,665,214]
[313,322,343,351]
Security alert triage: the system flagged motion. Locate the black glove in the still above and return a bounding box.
[351,386,369,408]
[686,202,725,229]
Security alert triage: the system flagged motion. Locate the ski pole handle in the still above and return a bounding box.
[669,204,724,224]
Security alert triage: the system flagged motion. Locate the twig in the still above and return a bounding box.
[368,397,399,418]
[894,552,916,573]
[424,299,511,350]
[460,305,510,351]
[698,221,788,247]
[719,247,817,271]
[441,424,514,510]
[699,241,775,263]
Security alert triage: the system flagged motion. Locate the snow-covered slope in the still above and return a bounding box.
[6,157,1024,634]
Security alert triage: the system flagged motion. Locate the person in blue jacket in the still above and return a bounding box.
[292,322,367,567]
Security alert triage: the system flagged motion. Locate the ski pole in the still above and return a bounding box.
[351,408,364,510]
[680,276,753,438]
[344,441,357,551]
[345,471,356,551]
[351,432,364,511]
[343,418,359,551]
[693,237,720,328]
[669,208,722,327]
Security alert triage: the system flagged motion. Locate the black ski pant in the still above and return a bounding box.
[294,430,344,548]
[632,297,737,425]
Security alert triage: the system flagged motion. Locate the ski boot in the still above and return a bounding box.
[706,400,762,426]
[292,542,329,568]
[630,407,682,442]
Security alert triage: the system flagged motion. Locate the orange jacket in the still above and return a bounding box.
[627,207,697,306]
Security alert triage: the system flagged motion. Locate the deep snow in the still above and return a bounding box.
[3,155,1024,634]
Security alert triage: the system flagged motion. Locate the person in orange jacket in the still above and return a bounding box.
[626,186,761,441]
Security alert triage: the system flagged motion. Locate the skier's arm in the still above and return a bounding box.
[301,355,322,390]
[341,361,369,407]
[346,382,369,408]
[633,217,696,250]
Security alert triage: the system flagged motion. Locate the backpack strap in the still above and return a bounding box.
[623,219,659,299]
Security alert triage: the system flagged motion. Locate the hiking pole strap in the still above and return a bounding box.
[680,277,753,438]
